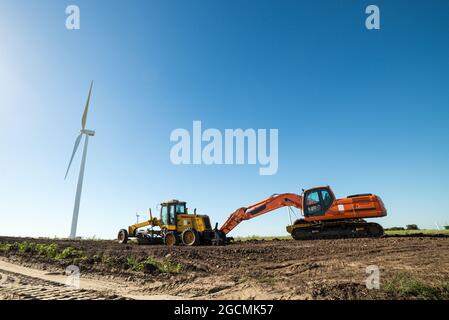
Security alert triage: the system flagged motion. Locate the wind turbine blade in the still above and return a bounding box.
[81,81,94,130]
[64,134,82,180]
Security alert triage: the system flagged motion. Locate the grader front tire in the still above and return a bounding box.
[117,229,129,244]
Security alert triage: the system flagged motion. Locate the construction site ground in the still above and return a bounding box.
[1,235,448,300]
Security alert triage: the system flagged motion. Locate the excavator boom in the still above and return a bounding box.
[220,193,303,235]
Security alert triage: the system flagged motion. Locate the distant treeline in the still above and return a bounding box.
[386,224,449,231]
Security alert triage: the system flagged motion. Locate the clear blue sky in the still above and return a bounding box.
[1,0,448,238]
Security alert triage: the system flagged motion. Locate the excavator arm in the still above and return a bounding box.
[219,193,303,235]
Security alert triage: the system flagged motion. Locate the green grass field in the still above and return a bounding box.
[384,229,449,236]
[234,235,291,241]
[234,229,449,241]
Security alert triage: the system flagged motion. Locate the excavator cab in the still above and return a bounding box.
[303,186,335,217]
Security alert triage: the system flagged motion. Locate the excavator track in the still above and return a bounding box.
[290,220,384,241]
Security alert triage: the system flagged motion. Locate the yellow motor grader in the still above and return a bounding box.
[117,200,227,246]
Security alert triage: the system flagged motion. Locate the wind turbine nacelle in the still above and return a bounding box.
[81,129,96,136]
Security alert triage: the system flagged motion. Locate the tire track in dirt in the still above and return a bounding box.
[0,269,127,300]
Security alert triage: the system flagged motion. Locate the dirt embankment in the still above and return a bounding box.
[1,236,449,300]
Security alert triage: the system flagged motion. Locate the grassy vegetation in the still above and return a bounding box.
[234,235,291,241]
[55,247,85,261]
[253,275,276,285]
[0,243,15,253]
[384,273,449,299]
[239,273,277,286]
[238,230,449,240]
[385,229,449,236]
[0,241,86,263]
[100,255,119,267]
[126,256,182,274]
[236,229,449,240]
[0,241,183,275]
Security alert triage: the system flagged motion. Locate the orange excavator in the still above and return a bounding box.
[215,186,387,242]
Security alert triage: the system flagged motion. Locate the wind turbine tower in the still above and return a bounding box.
[65,81,95,239]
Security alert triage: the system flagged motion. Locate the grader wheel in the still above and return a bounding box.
[182,228,200,246]
[164,232,178,246]
[117,229,129,244]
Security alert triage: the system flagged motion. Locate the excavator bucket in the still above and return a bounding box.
[212,223,232,245]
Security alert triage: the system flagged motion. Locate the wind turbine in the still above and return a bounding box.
[65,81,95,239]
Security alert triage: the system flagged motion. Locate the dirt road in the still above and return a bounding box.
[0,261,126,300]
[1,236,449,299]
